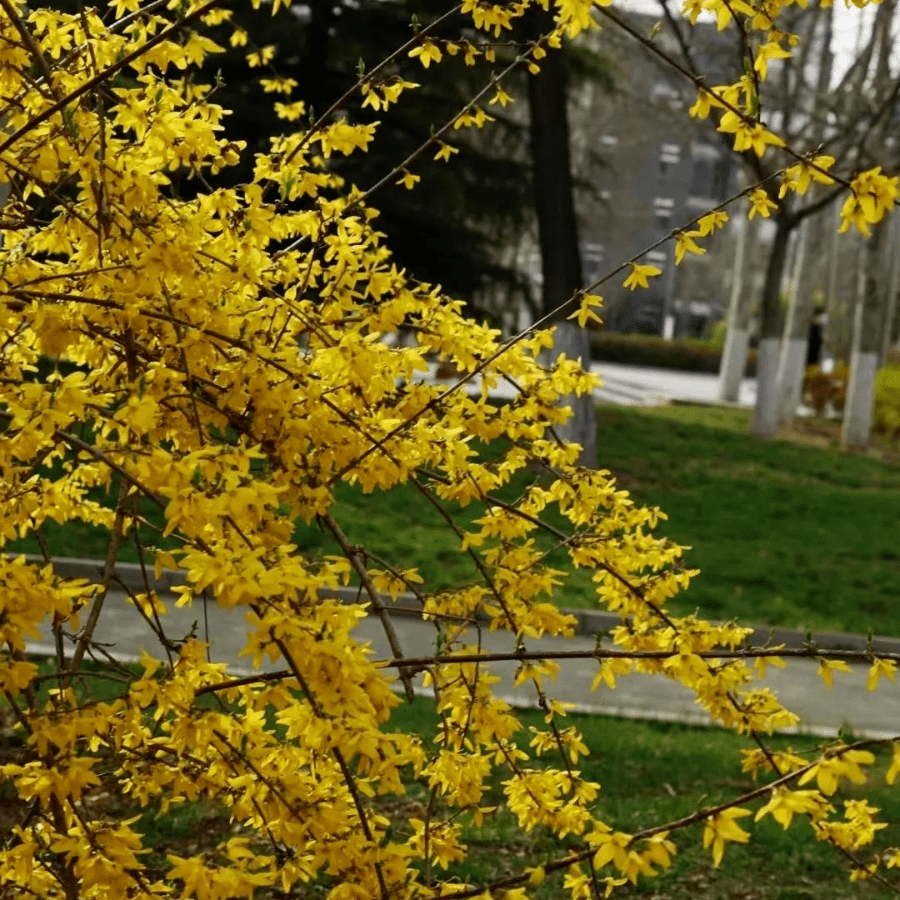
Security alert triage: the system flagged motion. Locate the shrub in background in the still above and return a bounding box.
[874,364,900,442]
[802,363,848,417]
[590,330,758,376]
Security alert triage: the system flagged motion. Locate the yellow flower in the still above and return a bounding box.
[246,45,275,68]
[590,828,634,873]
[260,77,297,95]
[799,748,875,795]
[839,168,900,236]
[755,788,826,829]
[753,40,792,80]
[748,188,777,219]
[688,87,722,119]
[682,0,704,24]
[886,743,900,785]
[695,210,728,235]
[397,170,420,190]
[623,262,662,290]
[674,230,706,265]
[409,40,442,68]
[817,658,851,689]
[703,807,751,866]
[433,142,458,162]
[489,86,513,107]
[567,293,604,327]
[453,107,494,129]
[867,657,897,691]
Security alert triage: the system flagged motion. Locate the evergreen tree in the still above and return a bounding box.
[197,0,536,309]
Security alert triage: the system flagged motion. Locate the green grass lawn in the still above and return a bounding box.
[290,403,900,636]
[387,697,899,900]
[594,405,900,637]
[10,403,900,637]
[21,664,897,900]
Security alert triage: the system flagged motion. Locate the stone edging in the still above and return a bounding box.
[24,555,900,655]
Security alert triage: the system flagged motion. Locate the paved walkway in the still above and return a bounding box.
[593,362,758,408]
[429,360,757,408]
[24,560,900,741]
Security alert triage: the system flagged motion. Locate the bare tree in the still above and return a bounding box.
[655,0,900,439]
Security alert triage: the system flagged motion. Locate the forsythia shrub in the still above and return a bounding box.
[0,0,898,899]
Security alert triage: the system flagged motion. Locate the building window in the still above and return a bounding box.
[689,143,731,201]
[581,242,604,282]
[653,197,675,232]
[658,142,681,177]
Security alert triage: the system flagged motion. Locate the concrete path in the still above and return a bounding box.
[24,568,900,741]
[594,362,757,408]
[429,360,757,408]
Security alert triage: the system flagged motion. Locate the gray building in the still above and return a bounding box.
[570,8,740,338]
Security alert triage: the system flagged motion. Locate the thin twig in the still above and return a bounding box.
[0,0,226,158]
[320,513,417,702]
[62,477,130,684]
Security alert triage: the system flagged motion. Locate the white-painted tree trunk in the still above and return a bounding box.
[548,321,598,466]
[776,216,811,423]
[842,350,878,451]
[718,215,752,402]
[751,337,781,438]
[718,327,750,402]
[778,337,809,420]
[841,219,887,452]
[752,212,793,440]
[880,213,900,363]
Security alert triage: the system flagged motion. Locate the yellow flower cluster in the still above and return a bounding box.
[0,0,898,898]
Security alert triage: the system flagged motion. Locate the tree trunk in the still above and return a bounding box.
[526,9,597,467]
[823,199,841,364]
[880,212,900,364]
[751,211,791,439]
[841,220,887,451]
[718,213,753,402]
[777,215,815,423]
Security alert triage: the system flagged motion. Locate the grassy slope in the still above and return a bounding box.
[36,667,897,900]
[10,404,900,636]
[595,405,900,636]
[389,697,899,900]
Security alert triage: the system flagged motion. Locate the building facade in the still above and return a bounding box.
[569,8,745,338]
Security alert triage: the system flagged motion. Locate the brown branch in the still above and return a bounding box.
[438,738,897,899]
[280,3,464,170]
[323,168,780,491]
[590,2,850,190]
[263,630,391,900]
[191,645,900,698]
[276,29,547,260]
[319,512,417,702]
[379,645,900,669]
[62,476,131,683]
[0,0,226,158]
